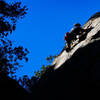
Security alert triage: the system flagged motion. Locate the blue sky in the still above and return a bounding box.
[7,0,100,78]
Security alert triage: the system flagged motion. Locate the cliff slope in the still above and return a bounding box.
[31,12,100,100]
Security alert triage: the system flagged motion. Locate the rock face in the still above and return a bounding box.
[31,12,100,100]
[52,14,100,70]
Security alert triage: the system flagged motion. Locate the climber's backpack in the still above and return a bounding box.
[64,32,70,41]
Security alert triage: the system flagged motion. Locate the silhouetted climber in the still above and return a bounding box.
[70,23,84,39]
[64,23,85,51]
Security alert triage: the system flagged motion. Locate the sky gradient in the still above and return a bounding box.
[7,0,100,78]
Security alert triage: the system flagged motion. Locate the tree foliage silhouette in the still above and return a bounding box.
[0,0,29,77]
[20,55,57,91]
[34,55,56,79]
[18,75,39,92]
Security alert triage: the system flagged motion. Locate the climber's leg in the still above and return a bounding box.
[67,40,71,50]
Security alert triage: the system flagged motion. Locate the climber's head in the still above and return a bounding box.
[74,23,81,27]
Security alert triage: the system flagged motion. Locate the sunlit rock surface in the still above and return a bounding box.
[52,15,100,70]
